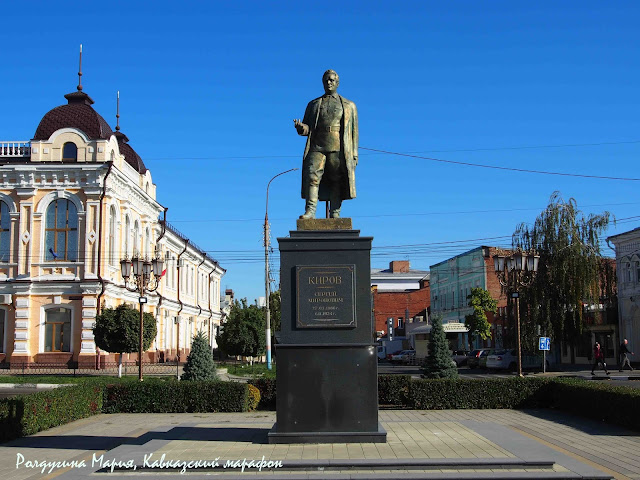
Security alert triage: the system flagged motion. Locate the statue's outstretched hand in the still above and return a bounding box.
[293,119,308,136]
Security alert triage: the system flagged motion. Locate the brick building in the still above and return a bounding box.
[371,261,430,338]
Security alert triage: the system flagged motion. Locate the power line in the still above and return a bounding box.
[142,139,640,161]
[167,202,640,224]
[360,147,640,182]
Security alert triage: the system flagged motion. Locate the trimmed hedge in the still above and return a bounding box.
[0,383,103,443]
[549,378,640,431]
[247,378,276,410]
[103,380,250,413]
[378,375,412,407]
[246,375,640,431]
[408,377,553,409]
[3,375,640,443]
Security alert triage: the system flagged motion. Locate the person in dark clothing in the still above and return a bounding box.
[619,338,634,371]
[591,342,609,375]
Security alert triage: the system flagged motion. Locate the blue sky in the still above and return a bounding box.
[1,1,639,302]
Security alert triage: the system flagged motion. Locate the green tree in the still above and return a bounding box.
[181,331,217,381]
[423,315,458,379]
[269,290,281,332]
[513,191,613,356]
[93,303,157,377]
[216,298,266,361]
[464,287,497,351]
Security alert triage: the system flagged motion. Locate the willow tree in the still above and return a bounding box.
[512,192,613,359]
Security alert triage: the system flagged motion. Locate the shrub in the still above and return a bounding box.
[378,375,411,407]
[247,378,276,410]
[181,331,217,381]
[408,377,553,410]
[0,383,103,443]
[247,384,261,411]
[103,380,249,413]
[548,378,640,431]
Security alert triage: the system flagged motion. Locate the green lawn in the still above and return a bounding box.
[221,362,276,379]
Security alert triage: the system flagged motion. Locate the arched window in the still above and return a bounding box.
[108,205,116,265]
[45,199,78,261]
[0,201,10,262]
[62,142,77,162]
[124,216,130,257]
[110,150,115,162]
[133,221,140,256]
[145,227,150,257]
[44,307,71,352]
[145,182,150,194]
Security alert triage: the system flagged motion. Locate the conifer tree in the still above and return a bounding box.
[423,315,458,379]
[181,330,217,381]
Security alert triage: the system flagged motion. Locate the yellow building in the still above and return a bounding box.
[0,81,224,368]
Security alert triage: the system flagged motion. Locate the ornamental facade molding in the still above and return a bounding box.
[104,167,162,221]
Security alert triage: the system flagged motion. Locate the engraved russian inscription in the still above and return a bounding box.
[296,265,355,328]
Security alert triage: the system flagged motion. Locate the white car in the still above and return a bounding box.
[390,350,415,364]
[486,349,548,371]
[486,349,517,370]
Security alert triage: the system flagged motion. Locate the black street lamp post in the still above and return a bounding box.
[120,252,164,381]
[493,249,539,377]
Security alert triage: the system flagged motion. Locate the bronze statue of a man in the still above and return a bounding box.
[293,70,358,219]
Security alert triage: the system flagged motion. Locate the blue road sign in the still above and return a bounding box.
[539,337,550,351]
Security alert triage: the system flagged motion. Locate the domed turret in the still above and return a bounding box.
[115,131,147,173]
[32,91,113,141]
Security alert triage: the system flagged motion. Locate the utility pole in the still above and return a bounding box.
[265,168,298,370]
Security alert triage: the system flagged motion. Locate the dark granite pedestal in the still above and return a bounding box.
[268,225,386,444]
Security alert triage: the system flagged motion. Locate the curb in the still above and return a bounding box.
[0,383,73,390]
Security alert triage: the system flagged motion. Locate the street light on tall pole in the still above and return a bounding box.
[120,252,164,381]
[493,249,539,377]
[265,168,298,370]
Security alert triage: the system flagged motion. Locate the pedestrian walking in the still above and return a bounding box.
[619,338,634,371]
[591,342,609,376]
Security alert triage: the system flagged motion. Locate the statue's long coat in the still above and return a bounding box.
[300,94,358,201]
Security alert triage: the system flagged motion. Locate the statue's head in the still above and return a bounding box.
[322,69,340,94]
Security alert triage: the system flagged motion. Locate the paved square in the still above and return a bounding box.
[0,410,637,479]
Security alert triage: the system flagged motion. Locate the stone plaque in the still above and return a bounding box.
[296,265,356,328]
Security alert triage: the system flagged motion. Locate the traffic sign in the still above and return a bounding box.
[539,337,550,351]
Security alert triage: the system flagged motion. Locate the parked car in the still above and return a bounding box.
[478,349,494,368]
[487,349,550,371]
[467,349,494,369]
[451,350,470,366]
[390,350,415,364]
[386,349,403,361]
[486,349,516,370]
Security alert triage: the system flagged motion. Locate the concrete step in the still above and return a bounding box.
[124,458,613,479]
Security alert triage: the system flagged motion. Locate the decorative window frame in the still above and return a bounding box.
[39,304,75,354]
[0,194,16,264]
[36,191,85,264]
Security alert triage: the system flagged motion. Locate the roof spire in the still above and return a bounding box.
[77,44,83,91]
[116,91,120,131]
